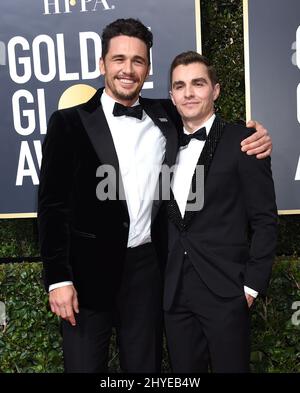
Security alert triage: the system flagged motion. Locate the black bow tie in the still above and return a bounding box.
[113,102,143,120]
[179,127,207,147]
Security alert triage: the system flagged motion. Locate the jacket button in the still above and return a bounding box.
[123,222,129,228]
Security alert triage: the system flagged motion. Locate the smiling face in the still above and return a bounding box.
[99,35,150,106]
[170,62,220,131]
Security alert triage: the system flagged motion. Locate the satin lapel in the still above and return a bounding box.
[167,188,185,230]
[140,98,179,223]
[182,116,227,228]
[77,91,128,212]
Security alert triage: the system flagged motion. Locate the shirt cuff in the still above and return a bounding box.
[49,281,73,292]
[244,285,258,298]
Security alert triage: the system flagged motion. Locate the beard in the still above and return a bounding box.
[113,89,140,102]
[106,77,142,104]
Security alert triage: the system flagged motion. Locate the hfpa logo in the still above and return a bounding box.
[43,0,115,15]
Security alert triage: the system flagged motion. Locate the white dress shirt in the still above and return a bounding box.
[171,113,258,299]
[49,90,166,292]
[101,91,166,247]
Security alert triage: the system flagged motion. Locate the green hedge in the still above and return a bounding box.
[250,259,300,372]
[1,259,299,373]
[201,0,245,121]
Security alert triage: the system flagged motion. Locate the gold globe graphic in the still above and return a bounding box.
[58,84,97,110]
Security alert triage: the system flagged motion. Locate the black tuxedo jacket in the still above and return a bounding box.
[38,88,179,311]
[164,116,278,311]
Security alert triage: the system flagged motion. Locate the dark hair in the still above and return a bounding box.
[169,51,218,87]
[101,18,153,64]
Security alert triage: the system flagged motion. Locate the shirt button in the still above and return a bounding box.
[184,251,187,255]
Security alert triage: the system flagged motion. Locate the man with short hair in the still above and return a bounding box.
[164,51,278,373]
[38,19,272,373]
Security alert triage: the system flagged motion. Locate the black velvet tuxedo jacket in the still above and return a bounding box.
[164,116,278,311]
[38,88,179,311]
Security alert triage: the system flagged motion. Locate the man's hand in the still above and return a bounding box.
[49,285,79,326]
[245,293,255,308]
[241,120,272,159]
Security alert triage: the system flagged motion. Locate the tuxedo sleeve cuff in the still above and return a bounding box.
[49,281,73,292]
[244,285,258,298]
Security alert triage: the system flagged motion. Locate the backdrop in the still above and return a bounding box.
[0,0,201,217]
[244,0,300,214]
